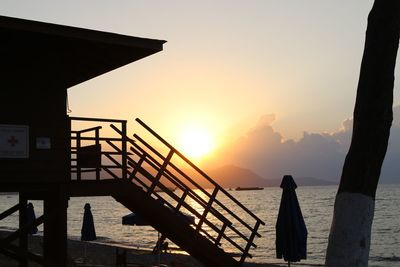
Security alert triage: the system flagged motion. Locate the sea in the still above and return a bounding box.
[1,185,399,267]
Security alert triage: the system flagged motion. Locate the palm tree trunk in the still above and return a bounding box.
[326,1,400,266]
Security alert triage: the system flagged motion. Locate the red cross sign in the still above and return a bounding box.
[0,125,29,158]
[8,136,19,147]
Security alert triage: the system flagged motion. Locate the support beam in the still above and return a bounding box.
[0,203,21,221]
[43,189,68,267]
[18,194,27,267]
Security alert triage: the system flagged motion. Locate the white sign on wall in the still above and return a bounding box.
[0,124,29,158]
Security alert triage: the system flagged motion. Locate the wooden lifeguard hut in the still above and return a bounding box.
[0,16,264,267]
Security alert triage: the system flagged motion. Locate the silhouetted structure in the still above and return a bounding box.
[0,15,264,267]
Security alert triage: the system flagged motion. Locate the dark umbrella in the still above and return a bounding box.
[26,203,38,235]
[81,203,96,263]
[81,203,96,241]
[276,175,307,266]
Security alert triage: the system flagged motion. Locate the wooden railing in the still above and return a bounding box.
[69,116,265,263]
[70,117,129,181]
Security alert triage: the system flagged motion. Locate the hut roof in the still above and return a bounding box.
[0,15,166,88]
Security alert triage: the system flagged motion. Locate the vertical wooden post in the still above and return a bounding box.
[67,116,72,182]
[215,223,227,246]
[95,128,100,181]
[148,149,174,194]
[239,220,261,264]
[18,194,27,267]
[43,188,68,267]
[196,187,219,232]
[129,154,146,181]
[176,190,188,211]
[76,132,81,181]
[121,121,128,180]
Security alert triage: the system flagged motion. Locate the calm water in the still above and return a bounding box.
[1,185,399,266]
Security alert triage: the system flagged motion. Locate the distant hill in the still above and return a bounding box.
[205,165,337,188]
[206,165,274,188]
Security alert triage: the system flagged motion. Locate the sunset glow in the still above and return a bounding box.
[177,125,215,161]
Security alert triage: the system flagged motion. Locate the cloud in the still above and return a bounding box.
[217,106,400,183]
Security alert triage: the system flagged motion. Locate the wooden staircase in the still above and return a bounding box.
[69,116,265,267]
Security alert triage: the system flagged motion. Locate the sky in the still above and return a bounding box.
[2,1,399,182]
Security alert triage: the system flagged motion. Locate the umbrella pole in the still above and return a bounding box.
[158,232,161,267]
[288,261,290,267]
[84,242,87,263]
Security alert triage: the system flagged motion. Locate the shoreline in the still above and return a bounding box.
[0,230,284,267]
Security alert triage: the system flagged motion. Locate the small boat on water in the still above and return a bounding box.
[235,187,264,191]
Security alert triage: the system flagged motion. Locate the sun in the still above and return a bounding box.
[178,125,215,161]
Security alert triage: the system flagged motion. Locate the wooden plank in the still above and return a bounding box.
[0,203,21,221]
[71,136,123,142]
[71,126,102,134]
[104,153,122,168]
[102,167,119,180]
[69,116,127,123]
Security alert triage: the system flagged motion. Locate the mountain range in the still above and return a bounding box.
[205,165,337,188]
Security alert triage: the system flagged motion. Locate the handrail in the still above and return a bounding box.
[130,138,259,247]
[133,133,261,234]
[70,117,128,181]
[71,126,102,134]
[69,116,127,123]
[133,118,264,261]
[135,118,265,225]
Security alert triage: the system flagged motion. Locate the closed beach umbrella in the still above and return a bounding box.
[26,203,38,235]
[276,175,307,266]
[81,203,96,241]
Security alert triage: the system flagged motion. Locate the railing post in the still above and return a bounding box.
[176,190,188,211]
[129,153,146,181]
[76,132,81,181]
[215,222,227,246]
[147,149,174,194]
[19,194,28,267]
[121,121,127,179]
[196,187,219,232]
[239,220,261,264]
[95,128,100,181]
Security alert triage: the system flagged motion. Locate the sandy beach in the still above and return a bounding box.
[0,230,282,267]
